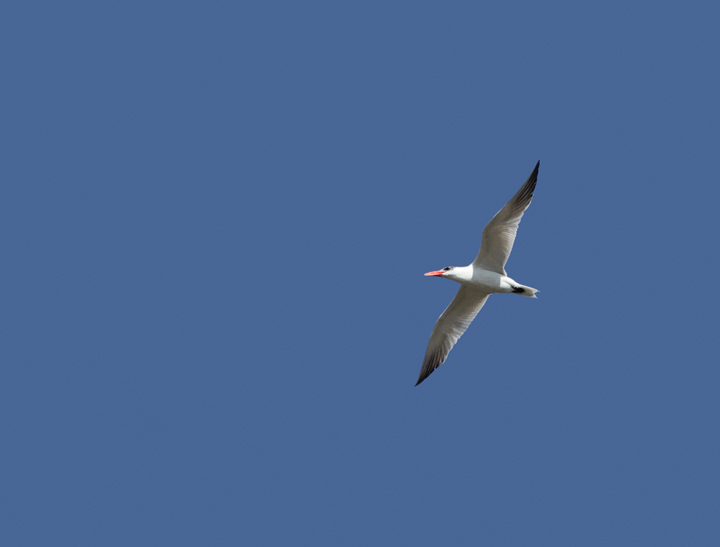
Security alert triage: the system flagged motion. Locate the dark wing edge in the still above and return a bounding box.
[507,160,539,216]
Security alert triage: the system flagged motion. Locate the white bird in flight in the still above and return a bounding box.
[416,162,540,386]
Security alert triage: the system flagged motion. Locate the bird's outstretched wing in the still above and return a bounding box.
[416,285,491,385]
[473,162,539,275]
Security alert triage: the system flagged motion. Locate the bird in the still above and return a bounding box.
[416,161,540,386]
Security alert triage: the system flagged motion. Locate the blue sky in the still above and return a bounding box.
[2,2,719,545]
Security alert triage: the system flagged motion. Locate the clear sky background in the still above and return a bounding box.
[2,2,719,546]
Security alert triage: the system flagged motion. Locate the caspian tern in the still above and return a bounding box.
[416,162,540,386]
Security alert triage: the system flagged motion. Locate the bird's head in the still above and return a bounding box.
[424,265,473,283]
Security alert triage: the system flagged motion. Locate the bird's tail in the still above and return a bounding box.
[512,284,539,298]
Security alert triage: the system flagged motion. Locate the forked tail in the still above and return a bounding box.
[512,284,539,298]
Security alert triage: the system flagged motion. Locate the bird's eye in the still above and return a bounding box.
[443,267,451,271]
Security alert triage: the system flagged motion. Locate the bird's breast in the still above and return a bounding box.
[468,268,505,293]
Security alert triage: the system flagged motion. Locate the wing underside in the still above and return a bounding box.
[473,161,539,275]
[416,286,490,385]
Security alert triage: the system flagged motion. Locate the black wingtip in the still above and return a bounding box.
[514,161,539,200]
[415,370,432,386]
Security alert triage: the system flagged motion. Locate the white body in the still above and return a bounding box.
[443,265,532,295]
